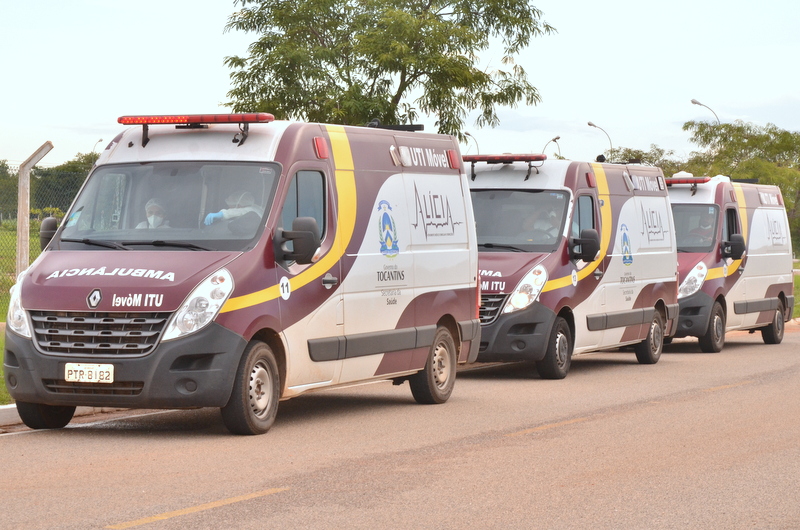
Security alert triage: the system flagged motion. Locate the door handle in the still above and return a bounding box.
[593,269,603,280]
[322,273,339,289]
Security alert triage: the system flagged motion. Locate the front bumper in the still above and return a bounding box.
[4,322,247,409]
[476,301,557,362]
[673,291,714,338]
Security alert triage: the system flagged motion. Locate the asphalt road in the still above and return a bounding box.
[2,326,799,529]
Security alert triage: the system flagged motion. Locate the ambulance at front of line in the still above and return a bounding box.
[4,113,481,435]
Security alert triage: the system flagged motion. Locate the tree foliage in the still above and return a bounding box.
[224,0,554,139]
[31,152,98,217]
[614,120,800,248]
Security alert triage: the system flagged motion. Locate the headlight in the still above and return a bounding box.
[503,265,548,314]
[7,275,31,338]
[678,261,707,299]
[162,268,234,341]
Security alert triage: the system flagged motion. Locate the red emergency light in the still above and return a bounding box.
[464,153,548,181]
[117,113,275,148]
[117,113,275,125]
[462,154,547,164]
[664,176,712,186]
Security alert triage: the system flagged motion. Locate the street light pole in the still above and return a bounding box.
[691,99,720,124]
[464,132,480,154]
[588,122,613,162]
[92,139,104,153]
[542,135,561,157]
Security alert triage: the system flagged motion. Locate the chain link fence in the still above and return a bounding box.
[1,162,87,319]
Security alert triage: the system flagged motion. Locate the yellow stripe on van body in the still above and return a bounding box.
[543,163,613,292]
[705,183,748,281]
[221,125,357,313]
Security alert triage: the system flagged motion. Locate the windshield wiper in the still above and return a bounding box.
[60,238,130,250]
[479,243,525,252]
[122,240,213,251]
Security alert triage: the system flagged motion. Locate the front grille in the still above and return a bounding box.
[480,293,508,325]
[43,379,144,396]
[30,311,171,357]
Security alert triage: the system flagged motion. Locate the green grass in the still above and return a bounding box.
[0,332,12,405]
[794,272,800,319]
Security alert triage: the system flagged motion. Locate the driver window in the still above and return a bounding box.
[280,170,326,248]
[572,195,595,239]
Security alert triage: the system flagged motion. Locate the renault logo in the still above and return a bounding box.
[87,289,102,309]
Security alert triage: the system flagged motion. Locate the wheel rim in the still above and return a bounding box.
[432,341,451,389]
[249,360,273,419]
[651,319,663,353]
[776,309,784,336]
[555,330,569,369]
[713,314,724,345]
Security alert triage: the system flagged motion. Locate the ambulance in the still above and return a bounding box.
[467,154,679,379]
[4,113,480,435]
[666,172,793,351]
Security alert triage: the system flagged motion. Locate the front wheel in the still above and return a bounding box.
[761,300,785,344]
[635,310,664,364]
[409,327,457,404]
[16,401,76,430]
[699,301,726,353]
[536,317,572,379]
[221,341,280,435]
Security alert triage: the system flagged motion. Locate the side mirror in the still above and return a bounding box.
[570,228,601,262]
[722,233,746,260]
[39,217,59,250]
[278,217,321,264]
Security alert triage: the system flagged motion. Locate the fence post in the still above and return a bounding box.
[17,142,54,277]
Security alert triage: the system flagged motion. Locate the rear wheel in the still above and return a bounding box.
[16,401,75,430]
[635,310,664,364]
[221,341,280,435]
[536,317,572,379]
[410,327,457,404]
[699,301,726,353]
[761,300,785,345]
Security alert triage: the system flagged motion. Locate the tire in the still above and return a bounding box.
[536,317,572,379]
[221,341,280,435]
[16,401,75,430]
[410,327,457,404]
[635,310,664,364]
[699,301,726,353]
[761,300,785,345]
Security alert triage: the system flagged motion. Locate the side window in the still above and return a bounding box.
[572,195,596,239]
[280,170,326,247]
[723,208,739,241]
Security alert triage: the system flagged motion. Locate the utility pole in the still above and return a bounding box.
[17,142,53,277]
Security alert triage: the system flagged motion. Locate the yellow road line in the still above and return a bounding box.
[106,487,289,529]
[703,380,753,392]
[506,417,589,437]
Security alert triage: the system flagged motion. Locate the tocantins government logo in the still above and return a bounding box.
[377,200,400,257]
[620,223,633,265]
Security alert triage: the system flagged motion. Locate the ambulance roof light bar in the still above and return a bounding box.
[663,175,711,196]
[117,113,275,148]
[462,154,547,181]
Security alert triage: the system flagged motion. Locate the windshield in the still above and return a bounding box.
[672,203,719,252]
[58,161,280,252]
[471,189,569,252]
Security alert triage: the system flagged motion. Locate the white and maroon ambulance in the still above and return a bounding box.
[667,172,793,351]
[4,114,480,434]
[467,155,679,379]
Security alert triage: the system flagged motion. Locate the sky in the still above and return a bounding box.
[2,0,800,168]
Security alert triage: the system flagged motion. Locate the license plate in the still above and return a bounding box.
[65,363,114,384]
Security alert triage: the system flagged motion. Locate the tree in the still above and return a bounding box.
[682,120,800,248]
[31,152,98,216]
[0,161,18,221]
[224,0,554,140]
[609,145,683,177]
